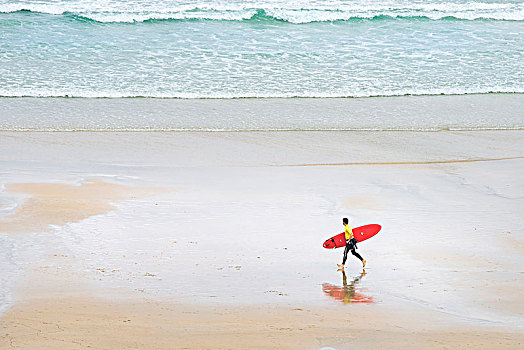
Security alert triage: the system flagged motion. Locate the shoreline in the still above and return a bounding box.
[1,91,522,99]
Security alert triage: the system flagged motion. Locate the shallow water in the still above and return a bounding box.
[1,0,523,98]
[1,95,523,131]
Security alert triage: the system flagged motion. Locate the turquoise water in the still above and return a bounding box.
[1,0,523,98]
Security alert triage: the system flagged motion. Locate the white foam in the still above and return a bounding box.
[1,1,523,22]
[0,87,522,99]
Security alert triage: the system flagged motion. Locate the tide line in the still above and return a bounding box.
[277,156,524,167]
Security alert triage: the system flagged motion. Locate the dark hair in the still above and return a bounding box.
[343,217,348,224]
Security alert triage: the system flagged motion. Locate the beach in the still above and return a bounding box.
[1,127,523,349]
[1,0,523,347]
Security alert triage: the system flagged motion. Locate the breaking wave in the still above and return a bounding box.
[2,3,523,23]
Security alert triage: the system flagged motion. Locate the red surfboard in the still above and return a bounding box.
[323,224,381,249]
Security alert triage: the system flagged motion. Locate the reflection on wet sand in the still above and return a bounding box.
[322,270,373,304]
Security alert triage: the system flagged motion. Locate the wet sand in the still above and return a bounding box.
[1,94,523,131]
[0,180,164,234]
[2,296,523,349]
[2,260,523,350]
[1,130,523,349]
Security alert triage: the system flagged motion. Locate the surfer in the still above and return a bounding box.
[337,217,366,269]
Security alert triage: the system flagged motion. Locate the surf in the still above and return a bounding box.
[1,4,523,24]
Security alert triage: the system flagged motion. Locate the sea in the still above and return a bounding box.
[0,0,523,129]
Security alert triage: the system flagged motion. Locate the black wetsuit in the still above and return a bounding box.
[342,239,363,265]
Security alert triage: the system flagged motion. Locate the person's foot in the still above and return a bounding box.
[362,259,366,268]
[337,263,344,268]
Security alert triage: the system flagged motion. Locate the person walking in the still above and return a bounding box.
[337,217,366,269]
